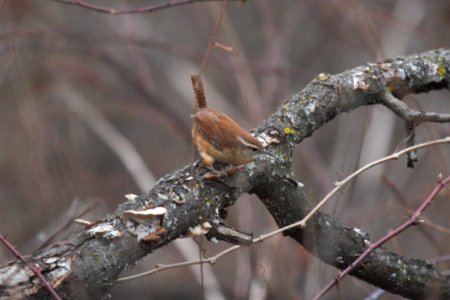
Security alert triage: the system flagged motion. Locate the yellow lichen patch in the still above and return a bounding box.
[438,64,446,77]
[283,127,297,135]
[318,73,329,81]
[206,197,213,205]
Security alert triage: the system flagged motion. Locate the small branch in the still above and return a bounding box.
[405,122,418,168]
[199,0,229,72]
[0,235,61,300]
[382,175,450,236]
[49,0,238,15]
[57,83,156,190]
[37,200,99,250]
[207,223,253,245]
[312,174,450,300]
[299,136,450,228]
[380,90,450,168]
[381,91,450,124]
[117,243,241,283]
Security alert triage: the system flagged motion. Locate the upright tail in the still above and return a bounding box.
[191,73,207,110]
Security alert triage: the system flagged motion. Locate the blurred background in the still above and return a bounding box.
[1,0,450,299]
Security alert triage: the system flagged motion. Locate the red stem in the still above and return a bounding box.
[313,175,450,300]
[0,235,62,300]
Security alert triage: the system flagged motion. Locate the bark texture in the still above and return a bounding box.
[1,48,449,299]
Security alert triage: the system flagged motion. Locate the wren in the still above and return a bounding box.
[190,74,270,174]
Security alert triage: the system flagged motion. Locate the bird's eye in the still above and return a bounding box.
[252,148,258,152]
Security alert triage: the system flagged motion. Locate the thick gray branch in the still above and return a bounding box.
[1,49,449,299]
[257,48,449,150]
[253,176,450,299]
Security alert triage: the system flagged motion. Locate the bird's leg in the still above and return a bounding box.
[203,164,245,180]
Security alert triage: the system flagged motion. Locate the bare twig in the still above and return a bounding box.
[299,136,450,228]
[117,243,241,282]
[0,235,61,300]
[312,174,450,300]
[381,90,450,168]
[57,83,157,190]
[382,175,450,236]
[381,91,450,124]
[199,0,229,72]
[405,122,418,167]
[48,0,239,15]
[37,200,99,250]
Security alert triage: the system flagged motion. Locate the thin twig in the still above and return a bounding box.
[117,244,241,282]
[382,175,450,236]
[199,0,229,72]
[49,0,238,15]
[312,174,450,300]
[0,235,62,300]
[37,200,99,250]
[58,83,157,190]
[299,136,450,228]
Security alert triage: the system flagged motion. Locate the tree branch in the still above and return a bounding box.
[313,175,450,299]
[1,48,449,299]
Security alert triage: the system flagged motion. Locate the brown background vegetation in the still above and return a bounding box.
[1,0,450,299]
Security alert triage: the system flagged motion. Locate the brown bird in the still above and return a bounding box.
[190,74,271,171]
